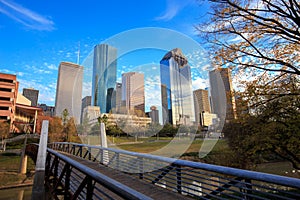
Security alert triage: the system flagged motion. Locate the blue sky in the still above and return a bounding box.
[0,0,211,108]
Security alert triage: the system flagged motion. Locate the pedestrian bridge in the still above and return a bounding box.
[25,142,300,199]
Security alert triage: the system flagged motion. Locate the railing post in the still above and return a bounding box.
[32,120,49,200]
[139,157,144,179]
[54,157,59,186]
[100,123,109,165]
[88,147,91,160]
[64,163,71,199]
[176,164,182,194]
[245,179,253,200]
[116,152,120,170]
[77,146,83,157]
[86,176,94,199]
[44,153,51,183]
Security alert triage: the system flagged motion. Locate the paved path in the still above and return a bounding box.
[63,153,192,200]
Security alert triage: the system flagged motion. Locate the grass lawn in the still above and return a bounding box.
[255,161,300,178]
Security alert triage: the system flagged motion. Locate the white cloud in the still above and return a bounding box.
[0,0,55,31]
[17,71,24,76]
[155,0,194,21]
[192,77,209,90]
[44,62,58,70]
[0,68,14,74]
[25,64,53,74]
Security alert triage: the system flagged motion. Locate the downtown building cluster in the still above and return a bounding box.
[54,44,237,130]
[0,43,236,134]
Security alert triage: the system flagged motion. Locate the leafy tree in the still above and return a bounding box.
[0,121,10,138]
[197,0,300,77]
[62,108,69,126]
[107,124,124,137]
[66,117,78,142]
[61,108,69,141]
[48,117,64,142]
[98,114,108,125]
[224,75,300,169]
[159,123,178,137]
[197,0,300,170]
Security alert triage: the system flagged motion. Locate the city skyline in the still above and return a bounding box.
[0,0,211,106]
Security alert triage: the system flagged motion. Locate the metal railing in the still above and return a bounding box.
[26,144,152,200]
[49,142,300,199]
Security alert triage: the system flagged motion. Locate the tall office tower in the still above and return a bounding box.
[160,48,195,126]
[0,73,18,131]
[55,62,83,124]
[149,106,159,124]
[81,96,91,123]
[23,88,39,107]
[114,82,122,113]
[193,89,211,124]
[209,68,236,123]
[92,44,117,114]
[121,72,145,113]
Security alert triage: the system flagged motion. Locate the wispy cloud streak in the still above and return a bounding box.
[0,0,54,31]
[155,0,194,21]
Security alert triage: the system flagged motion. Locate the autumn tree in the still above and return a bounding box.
[61,108,70,141]
[224,74,300,169]
[48,117,64,142]
[65,117,79,142]
[197,0,300,78]
[0,121,10,138]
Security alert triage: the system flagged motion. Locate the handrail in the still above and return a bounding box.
[51,142,300,189]
[46,147,152,200]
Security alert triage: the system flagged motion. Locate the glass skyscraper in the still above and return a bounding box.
[92,44,117,114]
[160,48,195,125]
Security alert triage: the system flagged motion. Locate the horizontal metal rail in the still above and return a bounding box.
[49,142,300,199]
[27,144,152,200]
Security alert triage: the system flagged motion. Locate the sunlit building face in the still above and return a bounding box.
[160,48,195,126]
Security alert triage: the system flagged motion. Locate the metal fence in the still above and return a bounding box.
[49,142,300,200]
[26,144,152,200]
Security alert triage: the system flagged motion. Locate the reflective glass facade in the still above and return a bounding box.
[92,44,117,113]
[160,48,195,125]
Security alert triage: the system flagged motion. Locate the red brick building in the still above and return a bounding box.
[0,73,18,131]
[0,72,47,134]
